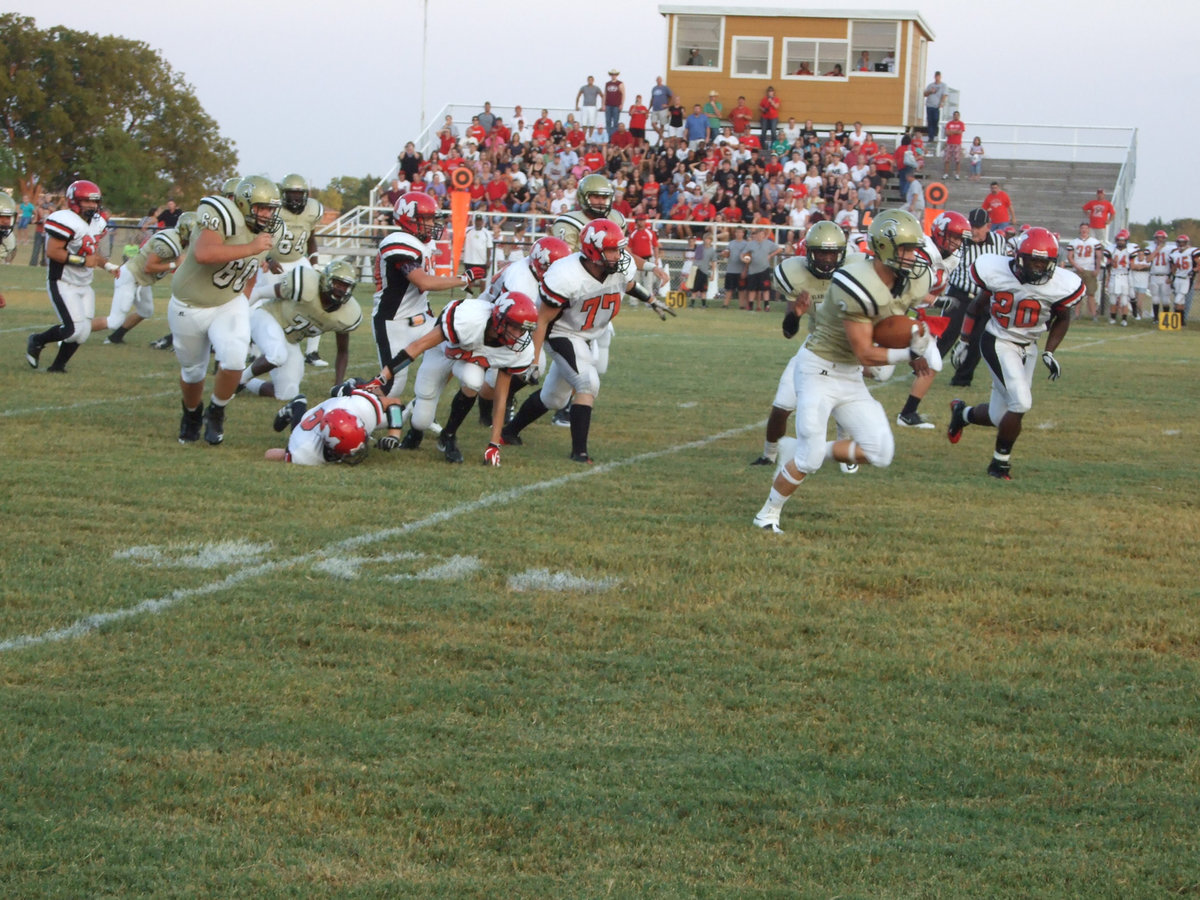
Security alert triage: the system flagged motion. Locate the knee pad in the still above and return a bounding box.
[861,429,895,468]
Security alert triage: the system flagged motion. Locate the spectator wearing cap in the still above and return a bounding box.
[685,104,709,151]
[703,91,724,141]
[604,69,624,137]
[941,207,1010,385]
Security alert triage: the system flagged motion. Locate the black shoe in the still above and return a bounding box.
[552,408,571,427]
[179,403,203,444]
[437,433,463,463]
[750,455,776,466]
[947,400,966,444]
[399,428,424,450]
[25,334,43,369]
[203,403,226,445]
[150,334,174,350]
[986,459,1012,481]
[500,426,523,446]
[948,377,972,388]
[45,365,67,373]
[104,334,124,345]
[569,451,593,464]
[273,395,307,433]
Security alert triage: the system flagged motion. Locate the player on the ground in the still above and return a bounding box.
[1103,229,1135,326]
[240,260,362,432]
[946,227,1084,480]
[372,191,484,426]
[752,209,934,533]
[95,212,197,345]
[378,291,538,465]
[25,180,111,373]
[265,381,403,466]
[751,221,854,466]
[169,175,280,445]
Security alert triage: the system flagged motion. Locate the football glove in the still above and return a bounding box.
[647,297,676,320]
[525,362,542,386]
[376,434,402,451]
[331,377,363,398]
[908,323,932,356]
[781,310,800,339]
[950,340,969,370]
[1042,351,1061,381]
[484,442,502,467]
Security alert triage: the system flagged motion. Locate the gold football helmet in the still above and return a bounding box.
[577,173,615,219]
[233,176,282,234]
[279,173,309,214]
[318,259,357,312]
[868,209,928,277]
[221,176,242,199]
[175,211,199,246]
[804,220,847,278]
[0,192,17,238]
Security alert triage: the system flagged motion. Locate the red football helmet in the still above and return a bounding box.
[393,191,444,242]
[1013,227,1059,285]
[1115,228,1130,245]
[527,236,570,282]
[321,408,368,464]
[1176,234,1190,245]
[491,291,538,351]
[930,210,970,258]
[579,219,629,275]
[66,180,103,222]
[1154,230,1168,240]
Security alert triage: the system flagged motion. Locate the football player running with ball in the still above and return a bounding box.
[946,227,1083,480]
[753,210,934,534]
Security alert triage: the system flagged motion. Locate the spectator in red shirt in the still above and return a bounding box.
[565,124,586,148]
[582,147,605,172]
[668,197,692,238]
[982,181,1015,231]
[628,96,649,142]
[1082,189,1115,240]
[758,86,781,145]
[609,122,634,149]
[730,96,753,135]
[942,110,965,180]
[690,195,717,235]
[533,109,554,132]
[466,117,486,144]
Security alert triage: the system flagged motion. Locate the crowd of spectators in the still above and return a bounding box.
[392,81,953,246]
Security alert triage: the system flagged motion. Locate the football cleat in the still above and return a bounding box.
[552,408,571,427]
[304,352,328,368]
[104,334,125,345]
[203,403,226,445]
[179,403,203,444]
[947,400,967,444]
[752,510,784,533]
[499,426,523,446]
[987,459,1012,480]
[149,334,174,350]
[273,396,307,433]
[569,451,593,464]
[398,428,424,450]
[839,462,859,474]
[25,335,43,369]
[896,411,935,429]
[438,433,464,464]
[750,456,776,466]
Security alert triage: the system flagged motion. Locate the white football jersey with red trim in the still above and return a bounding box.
[373,231,435,321]
[438,298,534,373]
[481,256,540,306]
[971,254,1084,344]
[286,390,385,466]
[538,253,634,340]
[44,209,107,287]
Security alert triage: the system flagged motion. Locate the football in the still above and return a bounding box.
[873,315,924,349]
[741,253,753,264]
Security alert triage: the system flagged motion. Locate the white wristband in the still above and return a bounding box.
[885,348,912,365]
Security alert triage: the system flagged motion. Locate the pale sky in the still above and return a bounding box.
[7,0,1196,222]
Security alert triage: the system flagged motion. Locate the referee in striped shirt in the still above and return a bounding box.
[940,207,1010,386]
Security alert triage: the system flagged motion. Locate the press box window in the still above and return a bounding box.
[672,15,722,69]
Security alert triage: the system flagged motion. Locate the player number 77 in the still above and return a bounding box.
[579,292,620,331]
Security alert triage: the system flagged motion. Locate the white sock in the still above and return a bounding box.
[762,440,778,462]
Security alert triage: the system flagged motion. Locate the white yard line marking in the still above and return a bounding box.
[0,421,763,653]
[0,390,178,418]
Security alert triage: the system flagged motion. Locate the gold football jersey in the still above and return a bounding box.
[806,258,932,364]
[172,195,270,308]
[270,197,324,265]
[550,208,627,252]
[260,264,362,343]
[126,228,185,287]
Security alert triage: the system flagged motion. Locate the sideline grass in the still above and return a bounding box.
[1,262,1198,897]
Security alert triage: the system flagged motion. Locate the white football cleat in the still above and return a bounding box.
[753,510,784,533]
[839,462,859,474]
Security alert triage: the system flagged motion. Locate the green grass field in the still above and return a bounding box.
[1,262,1198,897]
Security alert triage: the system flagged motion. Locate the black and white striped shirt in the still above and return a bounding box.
[948,231,1009,296]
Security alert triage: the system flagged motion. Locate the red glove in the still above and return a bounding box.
[483,442,501,467]
[463,266,486,283]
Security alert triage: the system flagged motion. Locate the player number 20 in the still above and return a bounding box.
[989,290,1041,329]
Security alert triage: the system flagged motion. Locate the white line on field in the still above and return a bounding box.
[0,420,763,653]
[0,390,178,418]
